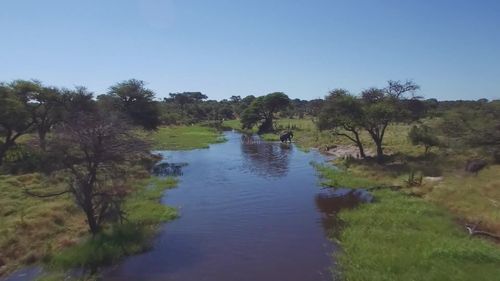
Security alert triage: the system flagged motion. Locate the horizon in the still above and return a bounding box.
[1,0,500,101]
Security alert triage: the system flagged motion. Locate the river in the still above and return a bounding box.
[5,131,370,281]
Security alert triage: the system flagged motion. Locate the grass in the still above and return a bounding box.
[1,124,218,277]
[315,165,500,281]
[48,177,177,270]
[426,166,500,233]
[313,163,380,188]
[147,125,225,150]
[0,174,87,277]
[337,189,500,281]
[222,118,500,235]
[0,174,178,278]
[304,115,500,280]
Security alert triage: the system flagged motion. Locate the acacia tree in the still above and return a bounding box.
[26,112,150,234]
[0,81,39,166]
[361,81,421,163]
[108,79,160,130]
[240,92,290,133]
[31,85,65,151]
[317,89,366,158]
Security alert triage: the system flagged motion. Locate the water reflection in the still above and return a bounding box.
[240,135,292,178]
[315,188,373,238]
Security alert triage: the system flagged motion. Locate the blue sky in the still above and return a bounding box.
[1,0,499,100]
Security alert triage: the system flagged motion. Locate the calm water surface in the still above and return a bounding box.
[104,131,371,281]
[5,131,370,281]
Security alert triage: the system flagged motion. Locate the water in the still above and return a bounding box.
[104,131,369,281]
[3,131,371,281]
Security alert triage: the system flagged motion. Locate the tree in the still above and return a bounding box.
[234,95,256,117]
[361,81,420,163]
[61,86,96,121]
[27,112,150,234]
[439,100,500,158]
[167,92,208,109]
[0,81,38,166]
[408,124,440,154]
[317,89,367,158]
[240,92,290,133]
[108,79,160,130]
[306,99,325,117]
[31,85,65,151]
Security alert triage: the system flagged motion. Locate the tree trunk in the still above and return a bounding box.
[259,117,274,133]
[375,140,384,163]
[0,148,5,166]
[0,141,13,166]
[84,208,100,235]
[83,191,100,235]
[354,132,366,158]
[424,146,430,155]
[38,129,47,151]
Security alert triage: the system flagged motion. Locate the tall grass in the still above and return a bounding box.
[0,174,87,277]
[148,125,225,150]
[316,163,500,281]
[49,177,178,270]
[337,190,500,281]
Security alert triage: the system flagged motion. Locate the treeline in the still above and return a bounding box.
[160,92,323,126]
[0,78,326,171]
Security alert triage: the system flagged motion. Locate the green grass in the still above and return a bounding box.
[0,173,178,278]
[0,174,87,277]
[149,125,225,150]
[226,118,499,237]
[337,189,500,281]
[427,166,500,233]
[313,163,379,188]
[315,164,500,280]
[222,119,244,131]
[49,177,178,270]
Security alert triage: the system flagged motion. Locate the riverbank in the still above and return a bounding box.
[226,117,500,279]
[228,117,500,234]
[1,125,226,278]
[0,173,177,279]
[316,165,500,281]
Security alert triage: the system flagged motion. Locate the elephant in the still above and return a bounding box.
[280,131,294,143]
[465,159,487,175]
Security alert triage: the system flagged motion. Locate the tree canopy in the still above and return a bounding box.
[240,92,290,133]
[107,79,160,130]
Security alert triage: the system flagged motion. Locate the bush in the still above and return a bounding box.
[408,125,440,154]
[1,144,42,174]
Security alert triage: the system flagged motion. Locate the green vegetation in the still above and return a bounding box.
[1,76,499,280]
[313,163,378,188]
[149,125,225,150]
[315,165,500,281]
[427,166,500,234]
[240,92,290,133]
[0,173,87,276]
[49,177,177,270]
[337,190,500,281]
[0,174,178,277]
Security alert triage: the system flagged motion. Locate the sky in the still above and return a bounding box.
[1,0,499,101]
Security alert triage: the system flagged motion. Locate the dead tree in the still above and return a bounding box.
[465,222,500,241]
[26,112,150,235]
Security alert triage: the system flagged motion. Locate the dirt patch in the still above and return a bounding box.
[323,145,375,159]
